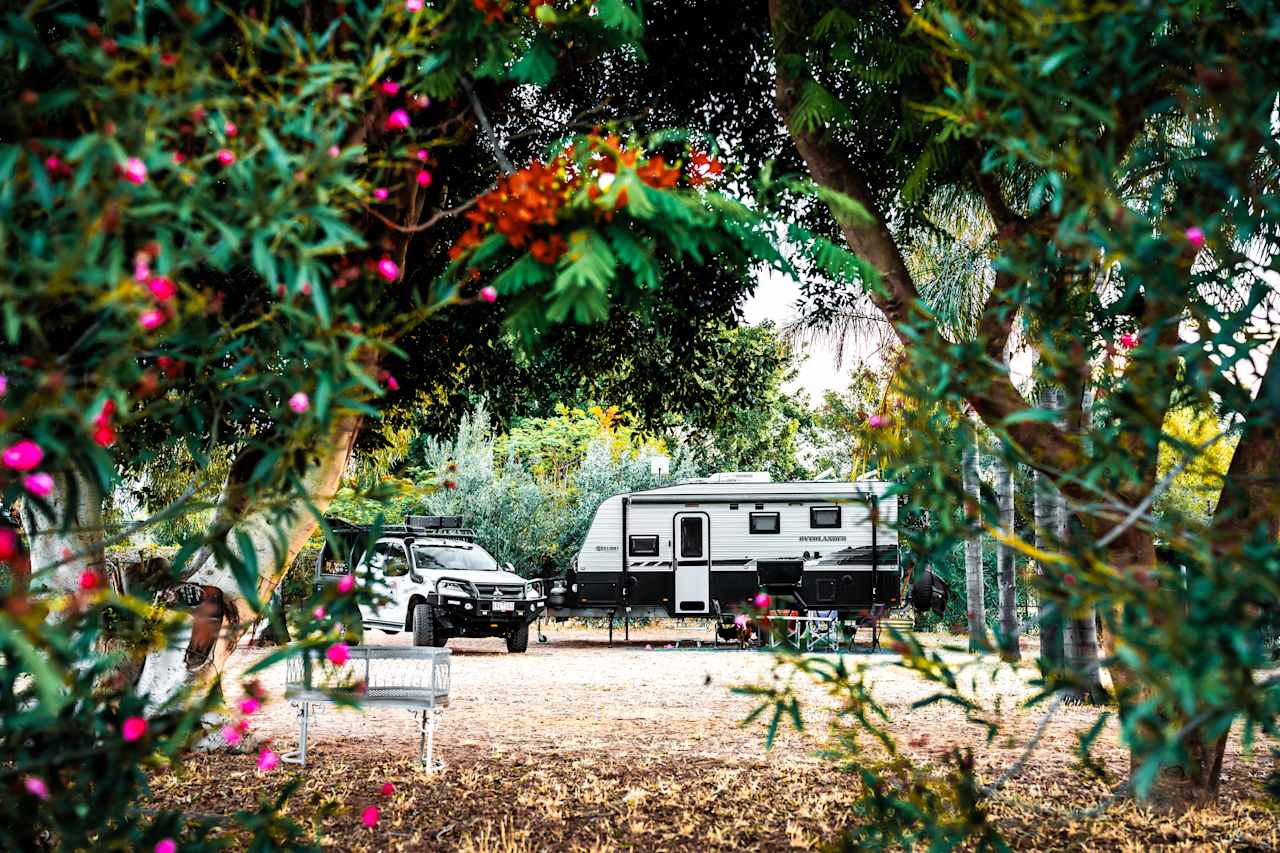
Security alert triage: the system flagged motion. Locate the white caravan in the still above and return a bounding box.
[546,473,906,620]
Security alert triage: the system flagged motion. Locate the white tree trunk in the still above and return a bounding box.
[962,436,988,651]
[1034,388,1064,665]
[19,467,106,592]
[134,411,362,713]
[1065,386,1105,702]
[995,454,1019,659]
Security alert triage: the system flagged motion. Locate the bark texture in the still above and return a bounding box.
[133,410,363,712]
[962,437,988,651]
[994,455,1019,660]
[1032,389,1065,667]
[18,467,106,592]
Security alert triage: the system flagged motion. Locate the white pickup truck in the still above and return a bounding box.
[315,516,546,652]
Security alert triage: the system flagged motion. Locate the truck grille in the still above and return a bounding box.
[474,583,525,598]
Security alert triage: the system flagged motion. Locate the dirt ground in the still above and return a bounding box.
[147,622,1280,851]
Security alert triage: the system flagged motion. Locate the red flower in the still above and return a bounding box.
[93,425,117,447]
[122,716,148,742]
[0,528,17,561]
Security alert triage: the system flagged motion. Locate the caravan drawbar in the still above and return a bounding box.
[546,474,905,620]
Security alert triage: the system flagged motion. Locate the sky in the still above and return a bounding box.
[742,268,864,405]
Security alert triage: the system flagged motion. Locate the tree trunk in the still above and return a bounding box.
[1065,387,1105,703]
[1032,389,1065,667]
[994,454,1019,660]
[18,467,106,593]
[962,436,989,651]
[133,411,362,715]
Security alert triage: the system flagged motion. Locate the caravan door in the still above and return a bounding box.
[673,512,710,614]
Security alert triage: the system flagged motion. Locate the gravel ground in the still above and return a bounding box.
[145,622,1279,851]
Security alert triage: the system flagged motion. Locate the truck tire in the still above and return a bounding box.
[506,621,529,653]
[412,603,435,647]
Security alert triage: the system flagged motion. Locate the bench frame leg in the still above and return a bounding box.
[417,707,446,773]
[282,702,311,767]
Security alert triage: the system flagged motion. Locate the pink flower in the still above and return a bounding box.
[416,148,428,161]
[257,748,279,772]
[221,725,241,745]
[752,592,771,609]
[224,121,238,137]
[480,286,497,304]
[867,414,888,429]
[93,425,117,447]
[23,776,49,801]
[121,157,148,185]
[122,716,148,742]
[373,187,389,201]
[361,805,379,827]
[327,642,350,666]
[1120,332,1138,350]
[134,260,151,282]
[139,309,165,331]
[406,0,424,11]
[385,374,400,391]
[216,149,236,166]
[3,440,44,471]
[172,151,185,165]
[328,145,341,158]
[313,606,327,620]
[1185,226,1205,249]
[79,569,100,590]
[416,169,432,187]
[45,156,61,171]
[0,528,17,561]
[288,392,310,413]
[239,697,260,716]
[381,782,396,796]
[376,257,400,282]
[379,80,400,96]
[733,614,748,629]
[337,574,356,593]
[386,109,411,131]
[155,839,178,853]
[148,276,177,301]
[0,373,6,396]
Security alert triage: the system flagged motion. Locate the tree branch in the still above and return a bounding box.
[461,76,514,175]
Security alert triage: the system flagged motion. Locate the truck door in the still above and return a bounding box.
[673,512,710,614]
[359,539,411,628]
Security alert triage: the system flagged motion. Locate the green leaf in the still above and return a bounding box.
[510,41,556,86]
[594,0,644,38]
[0,618,68,716]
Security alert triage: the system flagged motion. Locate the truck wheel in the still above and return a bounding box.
[412,603,435,647]
[506,621,529,653]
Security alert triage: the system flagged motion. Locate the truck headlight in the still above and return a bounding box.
[438,581,471,598]
[525,581,543,600]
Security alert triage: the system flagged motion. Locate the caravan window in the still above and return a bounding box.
[749,512,780,534]
[629,535,659,556]
[810,506,841,529]
[679,517,703,557]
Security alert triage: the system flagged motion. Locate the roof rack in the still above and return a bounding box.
[322,516,478,542]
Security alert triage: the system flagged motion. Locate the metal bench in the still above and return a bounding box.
[282,646,450,771]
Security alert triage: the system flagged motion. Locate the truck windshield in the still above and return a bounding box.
[411,544,498,572]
